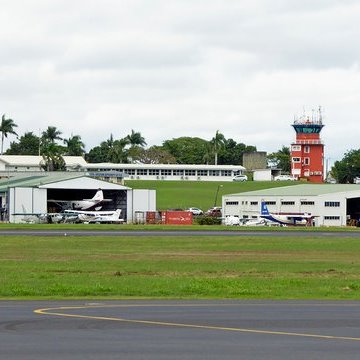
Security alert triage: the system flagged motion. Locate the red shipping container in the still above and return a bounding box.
[163,211,193,225]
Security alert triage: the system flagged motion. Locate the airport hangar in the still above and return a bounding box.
[0,173,156,224]
[222,184,360,227]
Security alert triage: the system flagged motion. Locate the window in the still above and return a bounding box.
[173,169,183,176]
[161,169,172,176]
[126,169,136,175]
[197,170,208,176]
[304,146,310,153]
[149,169,160,175]
[324,216,340,220]
[185,170,196,176]
[137,169,148,175]
[281,201,295,205]
[265,201,276,205]
[225,201,239,205]
[304,157,310,165]
[209,170,220,176]
[250,201,258,205]
[291,145,301,151]
[301,201,315,205]
[221,170,232,176]
[325,201,340,207]
[292,157,301,163]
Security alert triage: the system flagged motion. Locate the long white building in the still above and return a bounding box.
[222,184,360,227]
[0,155,246,182]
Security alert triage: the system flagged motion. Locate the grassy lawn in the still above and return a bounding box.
[1,234,360,300]
[125,180,300,211]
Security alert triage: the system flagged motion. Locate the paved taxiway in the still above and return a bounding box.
[1,300,360,359]
[1,229,360,237]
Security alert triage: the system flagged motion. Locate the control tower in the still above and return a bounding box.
[290,107,324,183]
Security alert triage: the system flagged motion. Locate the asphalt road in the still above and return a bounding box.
[1,229,360,237]
[1,300,360,360]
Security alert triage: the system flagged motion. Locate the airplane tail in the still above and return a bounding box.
[260,202,270,216]
[111,209,122,220]
[91,189,104,201]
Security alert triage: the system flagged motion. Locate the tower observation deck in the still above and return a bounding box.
[290,108,325,183]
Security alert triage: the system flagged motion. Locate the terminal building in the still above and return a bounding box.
[222,184,360,227]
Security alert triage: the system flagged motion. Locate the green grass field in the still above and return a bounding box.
[1,234,360,300]
[125,180,300,211]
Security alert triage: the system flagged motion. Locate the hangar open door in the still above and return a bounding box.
[346,198,360,225]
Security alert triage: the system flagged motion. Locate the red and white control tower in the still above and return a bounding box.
[290,108,324,183]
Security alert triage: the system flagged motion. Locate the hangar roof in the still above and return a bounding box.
[227,184,360,197]
[0,173,130,192]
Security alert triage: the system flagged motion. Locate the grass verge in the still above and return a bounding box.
[1,234,360,300]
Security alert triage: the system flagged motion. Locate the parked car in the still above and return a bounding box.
[205,207,222,217]
[273,174,297,181]
[232,174,248,182]
[186,207,203,216]
[354,177,360,184]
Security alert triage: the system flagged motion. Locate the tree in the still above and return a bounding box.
[210,130,225,165]
[163,137,209,164]
[6,132,40,155]
[126,129,147,148]
[0,114,18,155]
[267,146,291,173]
[41,142,66,171]
[41,126,62,143]
[218,139,257,165]
[63,135,85,156]
[331,149,360,183]
[131,146,176,164]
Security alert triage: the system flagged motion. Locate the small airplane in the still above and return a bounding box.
[14,206,64,224]
[260,201,315,226]
[48,189,112,211]
[64,209,123,224]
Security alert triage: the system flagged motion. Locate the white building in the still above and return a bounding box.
[222,184,360,227]
[0,173,156,224]
[0,155,246,182]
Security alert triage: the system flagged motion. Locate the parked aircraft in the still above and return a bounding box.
[260,201,315,226]
[64,209,123,223]
[48,189,112,211]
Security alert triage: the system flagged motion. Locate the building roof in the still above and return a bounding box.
[0,155,87,168]
[84,163,245,170]
[0,173,130,192]
[226,184,360,197]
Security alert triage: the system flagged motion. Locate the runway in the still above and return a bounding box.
[1,300,360,359]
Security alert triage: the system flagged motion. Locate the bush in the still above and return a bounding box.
[196,216,222,225]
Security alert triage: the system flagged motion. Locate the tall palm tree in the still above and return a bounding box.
[0,114,18,155]
[126,129,147,148]
[211,130,225,165]
[63,134,85,156]
[41,126,62,143]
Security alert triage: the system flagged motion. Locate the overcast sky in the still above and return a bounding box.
[1,0,360,164]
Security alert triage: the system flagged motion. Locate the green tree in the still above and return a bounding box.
[267,146,291,173]
[126,129,147,148]
[331,149,360,183]
[41,142,66,171]
[131,146,176,164]
[163,137,209,164]
[6,132,40,155]
[218,139,257,165]
[41,126,62,143]
[63,135,86,156]
[0,114,18,155]
[210,130,225,165]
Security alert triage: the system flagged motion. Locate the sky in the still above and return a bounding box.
[1,0,360,164]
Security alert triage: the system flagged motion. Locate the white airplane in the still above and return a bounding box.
[260,201,315,226]
[64,209,123,223]
[48,189,112,211]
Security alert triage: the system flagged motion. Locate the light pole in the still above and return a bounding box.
[213,185,223,207]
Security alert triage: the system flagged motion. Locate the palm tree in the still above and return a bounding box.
[0,114,18,155]
[126,130,147,148]
[211,130,225,165]
[41,126,62,143]
[63,135,85,156]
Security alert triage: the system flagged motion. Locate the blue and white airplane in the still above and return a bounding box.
[260,202,315,226]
